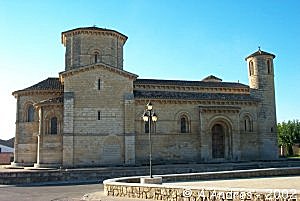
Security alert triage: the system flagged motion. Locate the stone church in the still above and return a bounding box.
[11,27,278,168]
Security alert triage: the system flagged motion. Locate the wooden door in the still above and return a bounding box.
[212,124,225,158]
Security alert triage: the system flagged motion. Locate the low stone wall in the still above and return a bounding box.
[162,167,300,182]
[105,183,300,201]
[1,160,300,185]
[104,167,300,201]
[0,153,13,165]
[0,167,140,185]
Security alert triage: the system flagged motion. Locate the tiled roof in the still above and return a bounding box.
[245,50,275,60]
[13,78,63,95]
[134,79,248,88]
[22,78,63,91]
[62,27,127,39]
[202,75,222,82]
[133,90,258,102]
[59,63,138,80]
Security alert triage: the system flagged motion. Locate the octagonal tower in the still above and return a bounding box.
[61,27,128,71]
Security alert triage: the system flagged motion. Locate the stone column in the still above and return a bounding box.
[124,93,135,165]
[199,109,209,162]
[36,106,44,165]
[11,97,20,166]
[231,114,241,161]
[62,92,74,167]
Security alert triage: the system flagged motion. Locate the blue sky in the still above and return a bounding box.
[0,0,299,139]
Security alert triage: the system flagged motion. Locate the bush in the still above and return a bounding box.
[277,120,300,156]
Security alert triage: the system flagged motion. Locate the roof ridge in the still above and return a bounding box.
[245,49,275,60]
[134,78,248,88]
[59,63,138,79]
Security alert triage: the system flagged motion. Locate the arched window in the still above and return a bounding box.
[179,115,190,133]
[243,116,253,132]
[98,79,101,90]
[267,60,272,74]
[50,117,58,134]
[180,116,188,133]
[94,52,99,63]
[97,110,101,120]
[27,105,34,122]
[249,61,254,76]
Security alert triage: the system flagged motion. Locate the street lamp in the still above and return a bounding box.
[142,101,158,178]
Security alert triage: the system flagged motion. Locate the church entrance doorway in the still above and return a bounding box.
[212,124,225,159]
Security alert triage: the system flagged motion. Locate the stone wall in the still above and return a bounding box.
[72,135,124,166]
[135,102,200,165]
[104,167,300,201]
[136,134,200,165]
[0,153,13,165]
[247,54,277,160]
[62,65,135,166]
[15,122,38,164]
[39,134,62,164]
[135,102,199,135]
[63,30,126,70]
[14,92,61,165]
[2,160,300,185]
[105,183,300,200]
[238,105,260,160]
[134,101,260,164]
[63,66,133,135]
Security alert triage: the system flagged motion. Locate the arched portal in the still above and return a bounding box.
[212,124,225,159]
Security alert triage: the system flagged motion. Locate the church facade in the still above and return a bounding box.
[11,27,278,168]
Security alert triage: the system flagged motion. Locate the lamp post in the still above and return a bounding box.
[142,101,158,178]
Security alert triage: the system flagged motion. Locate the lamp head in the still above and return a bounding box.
[146,101,153,111]
[152,112,158,122]
[142,111,149,122]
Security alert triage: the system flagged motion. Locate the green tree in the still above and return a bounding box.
[277,120,300,156]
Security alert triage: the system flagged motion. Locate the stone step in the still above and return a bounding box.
[0,159,299,185]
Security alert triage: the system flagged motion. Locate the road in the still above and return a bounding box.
[0,182,103,201]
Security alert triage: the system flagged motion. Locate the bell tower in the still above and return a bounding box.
[61,27,128,71]
[245,48,278,160]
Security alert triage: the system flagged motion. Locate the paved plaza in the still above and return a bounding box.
[88,176,300,201]
[1,166,299,200]
[0,183,147,201]
[0,176,299,201]
[165,175,300,190]
[0,183,101,201]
